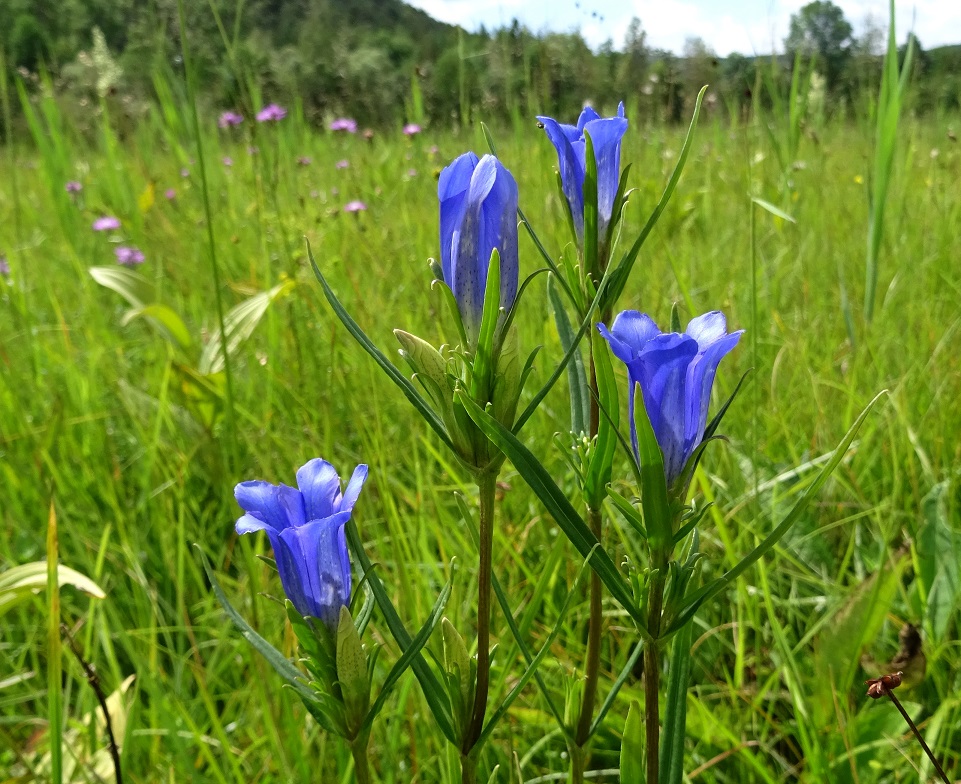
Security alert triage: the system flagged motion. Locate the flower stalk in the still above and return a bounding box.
[462,470,498,781]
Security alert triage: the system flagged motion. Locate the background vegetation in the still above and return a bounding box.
[1,1,960,782]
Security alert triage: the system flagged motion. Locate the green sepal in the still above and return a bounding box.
[336,605,371,738]
[669,302,682,333]
[442,618,475,744]
[472,247,502,400]
[432,278,470,349]
[582,129,600,282]
[429,257,444,282]
[555,169,580,252]
[672,502,713,545]
[602,162,632,269]
[620,700,643,783]
[491,323,521,430]
[584,329,619,508]
[395,330,451,394]
[564,673,585,730]
[286,600,337,688]
[607,487,647,541]
[632,381,674,565]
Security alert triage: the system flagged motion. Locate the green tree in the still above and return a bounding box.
[784,0,853,92]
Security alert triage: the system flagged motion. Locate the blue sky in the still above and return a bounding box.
[405,0,960,54]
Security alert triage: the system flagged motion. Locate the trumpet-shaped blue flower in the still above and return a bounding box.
[598,311,743,486]
[235,459,368,629]
[537,104,628,243]
[438,152,518,344]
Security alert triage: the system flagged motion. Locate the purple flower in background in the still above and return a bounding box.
[247,145,259,156]
[330,117,357,133]
[257,104,287,122]
[429,145,439,155]
[65,181,82,193]
[115,246,145,266]
[343,200,367,213]
[403,123,422,136]
[537,103,628,241]
[297,156,312,166]
[598,311,743,486]
[164,188,176,200]
[438,152,518,344]
[180,167,190,178]
[407,168,418,177]
[335,159,349,170]
[235,459,368,628]
[218,111,244,128]
[222,156,233,167]
[0,257,9,277]
[92,216,121,231]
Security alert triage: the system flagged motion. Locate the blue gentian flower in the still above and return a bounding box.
[537,104,628,243]
[234,459,368,629]
[598,311,743,486]
[438,152,518,344]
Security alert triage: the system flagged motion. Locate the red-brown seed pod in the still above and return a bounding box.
[865,671,903,699]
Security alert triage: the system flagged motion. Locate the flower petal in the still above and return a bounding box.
[685,329,743,454]
[583,116,629,232]
[537,116,585,238]
[685,311,728,350]
[634,333,698,484]
[340,464,369,513]
[296,459,342,522]
[577,105,602,131]
[281,511,353,629]
[609,310,661,357]
[234,481,305,531]
[439,152,479,286]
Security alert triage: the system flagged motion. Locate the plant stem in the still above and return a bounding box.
[575,504,603,748]
[351,736,372,784]
[887,692,950,784]
[644,575,664,784]
[463,472,497,770]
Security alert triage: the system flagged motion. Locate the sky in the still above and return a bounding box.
[404,0,961,55]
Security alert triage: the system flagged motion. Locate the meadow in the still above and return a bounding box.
[1,77,960,783]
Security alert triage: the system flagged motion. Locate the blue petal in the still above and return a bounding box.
[237,521,315,618]
[438,152,479,286]
[281,511,353,629]
[598,321,637,367]
[234,481,305,531]
[609,310,661,358]
[685,311,728,349]
[617,101,626,118]
[583,116,628,233]
[634,334,698,485]
[684,329,743,454]
[537,116,585,237]
[577,105,601,131]
[340,464,369,512]
[296,458,342,521]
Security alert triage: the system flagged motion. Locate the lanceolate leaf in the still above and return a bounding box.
[548,274,589,436]
[456,392,650,636]
[633,382,672,563]
[659,620,694,784]
[308,240,455,452]
[666,391,887,635]
[343,519,457,743]
[361,574,452,734]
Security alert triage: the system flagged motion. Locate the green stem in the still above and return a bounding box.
[644,575,664,784]
[351,735,372,784]
[575,504,603,748]
[461,751,478,784]
[463,472,497,767]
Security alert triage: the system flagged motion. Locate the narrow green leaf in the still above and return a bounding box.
[589,640,645,737]
[620,701,644,783]
[667,390,887,634]
[89,265,155,309]
[361,574,452,734]
[308,240,455,452]
[122,303,193,350]
[582,129,599,279]
[478,546,596,746]
[343,520,457,742]
[584,330,619,508]
[605,86,707,310]
[659,621,694,784]
[751,196,796,224]
[548,274,589,435]
[472,248,501,400]
[633,382,673,561]
[456,393,650,636]
[196,547,334,722]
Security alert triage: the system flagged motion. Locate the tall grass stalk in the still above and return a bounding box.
[864,0,914,322]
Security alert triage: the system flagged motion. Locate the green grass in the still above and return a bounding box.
[1,90,960,783]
